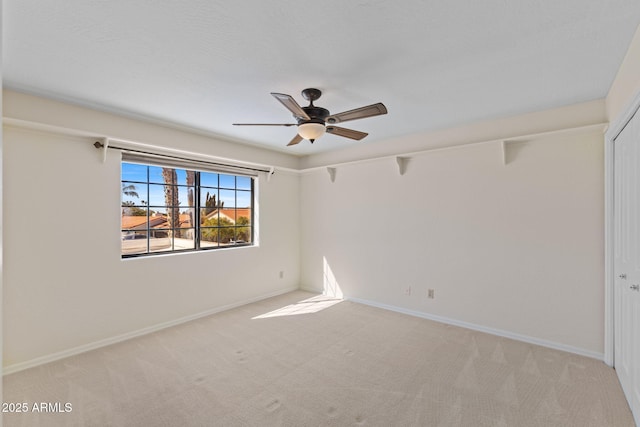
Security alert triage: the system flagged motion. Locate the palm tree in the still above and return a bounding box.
[186,170,195,229]
[162,168,180,237]
[122,183,139,199]
[122,184,140,217]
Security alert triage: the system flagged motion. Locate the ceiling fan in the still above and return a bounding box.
[233,88,388,146]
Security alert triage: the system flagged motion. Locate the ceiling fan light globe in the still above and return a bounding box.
[298,122,326,141]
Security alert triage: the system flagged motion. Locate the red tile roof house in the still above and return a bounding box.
[121,213,194,253]
[203,208,251,223]
[121,209,251,253]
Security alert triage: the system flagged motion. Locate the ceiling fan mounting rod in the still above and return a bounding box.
[301,88,322,106]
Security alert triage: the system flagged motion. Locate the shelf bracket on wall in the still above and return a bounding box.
[501,140,507,165]
[502,139,528,165]
[327,167,337,183]
[396,156,410,175]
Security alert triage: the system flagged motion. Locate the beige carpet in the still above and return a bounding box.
[3,291,635,426]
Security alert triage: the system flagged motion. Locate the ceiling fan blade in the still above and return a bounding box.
[326,126,368,140]
[287,134,304,146]
[327,102,387,124]
[271,93,311,121]
[233,123,296,126]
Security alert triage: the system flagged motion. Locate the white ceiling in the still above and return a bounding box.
[4,1,640,156]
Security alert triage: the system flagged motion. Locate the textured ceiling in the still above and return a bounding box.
[3,1,640,155]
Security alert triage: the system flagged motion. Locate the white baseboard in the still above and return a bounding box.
[3,286,299,376]
[299,285,323,293]
[5,287,602,375]
[346,296,604,361]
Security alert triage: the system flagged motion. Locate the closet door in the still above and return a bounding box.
[614,108,640,423]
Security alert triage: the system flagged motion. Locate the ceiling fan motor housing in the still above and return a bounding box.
[299,106,330,125]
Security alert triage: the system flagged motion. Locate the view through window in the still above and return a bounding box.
[121,162,253,257]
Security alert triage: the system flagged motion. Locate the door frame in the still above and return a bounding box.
[604,89,640,367]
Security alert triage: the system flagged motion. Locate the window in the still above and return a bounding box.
[121,162,254,257]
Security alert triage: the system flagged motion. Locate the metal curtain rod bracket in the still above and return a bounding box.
[94,138,109,163]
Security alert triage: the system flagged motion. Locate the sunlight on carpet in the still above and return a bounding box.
[252,295,342,319]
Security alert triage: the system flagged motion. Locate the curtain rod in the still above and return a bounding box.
[93,141,274,175]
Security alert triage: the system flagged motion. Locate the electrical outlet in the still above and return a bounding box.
[428,289,435,299]
[403,285,411,296]
[279,271,284,279]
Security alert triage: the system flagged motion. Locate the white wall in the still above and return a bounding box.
[300,99,606,170]
[607,24,640,121]
[300,130,604,355]
[2,97,301,370]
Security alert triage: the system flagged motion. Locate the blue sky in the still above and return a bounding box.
[122,163,252,209]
